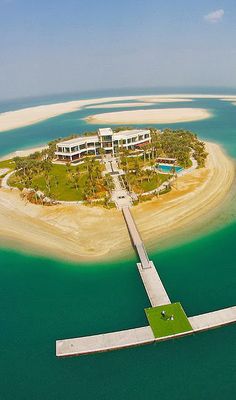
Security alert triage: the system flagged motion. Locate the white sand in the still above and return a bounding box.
[0,142,234,262]
[0,97,142,132]
[86,108,211,125]
[0,145,49,161]
[139,97,193,103]
[1,94,234,133]
[86,102,154,109]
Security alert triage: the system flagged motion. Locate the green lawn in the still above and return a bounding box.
[0,159,15,170]
[145,303,192,338]
[126,171,169,194]
[139,173,169,192]
[9,163,107,201]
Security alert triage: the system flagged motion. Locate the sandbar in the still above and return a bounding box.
[85,108,211,125]
[86,102,154,109]
[0,142,234,263]
[139,97,193,103]
[1,94,234,133]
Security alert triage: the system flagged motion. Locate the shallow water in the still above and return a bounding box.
[0,89,235,399]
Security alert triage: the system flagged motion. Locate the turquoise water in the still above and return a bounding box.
[157,164,183,173]
[0,89,236,399]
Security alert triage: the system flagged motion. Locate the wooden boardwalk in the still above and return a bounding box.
[56,306,236,357]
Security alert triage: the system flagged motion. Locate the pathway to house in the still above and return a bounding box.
[104,155,133,209]
[56,156,236,357]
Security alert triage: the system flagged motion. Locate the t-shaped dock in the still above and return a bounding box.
[56,206,236,357]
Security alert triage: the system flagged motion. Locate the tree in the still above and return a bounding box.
[98,147,105,161]
[71,172,80,191]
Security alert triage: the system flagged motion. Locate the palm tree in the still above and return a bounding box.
[72,172,80,191]
[98,147,105,162]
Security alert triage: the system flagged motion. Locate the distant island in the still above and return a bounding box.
[3,127,207,207]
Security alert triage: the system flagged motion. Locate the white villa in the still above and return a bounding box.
[55,128,151,162]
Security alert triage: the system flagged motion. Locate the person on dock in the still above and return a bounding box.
[161,310,166,317]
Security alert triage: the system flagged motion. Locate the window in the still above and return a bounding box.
[102,135,112,141]
[71,146,78,152]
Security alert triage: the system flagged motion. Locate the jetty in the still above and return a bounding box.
[122,206,170,306]
[56,156,236,358]
[56,306,236,357]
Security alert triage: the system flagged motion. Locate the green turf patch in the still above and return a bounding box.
[145,303,192,338]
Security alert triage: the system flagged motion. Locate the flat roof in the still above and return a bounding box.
[57,135,98,147]
[98,128,113,136]
[57,128,150,146]
[114,129,150,139]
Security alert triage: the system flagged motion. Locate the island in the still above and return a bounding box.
[0,126,234,263]
[4,127,207,207]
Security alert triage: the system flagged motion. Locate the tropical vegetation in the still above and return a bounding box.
[6,126,207,205]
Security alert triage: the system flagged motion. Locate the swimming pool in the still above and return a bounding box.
[156,164,183,173]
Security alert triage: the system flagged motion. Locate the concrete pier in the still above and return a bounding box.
[55,180,236,358]
[189,305,236,332]
[137,262,170,306]
[122,206,150,268]
[56,306,236,357]
[56,326,154,357]
[122,206,170,305]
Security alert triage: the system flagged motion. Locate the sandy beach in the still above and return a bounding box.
[86,108,211,125]
[0,94,234,133]
[0,142,234,263]
[86,102,155,109]
[0,145,49,161]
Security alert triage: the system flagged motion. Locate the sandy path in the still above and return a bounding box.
[0,142,234,263]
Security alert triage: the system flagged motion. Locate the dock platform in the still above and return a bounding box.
[189,305,236,332]
[56,326,154,357]
[137,261,170,306]
[56,197,236,358]
[122,206,150,268]
[122,206,170,306]
[56,306,236,357]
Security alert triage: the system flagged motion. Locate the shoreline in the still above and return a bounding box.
[0,141,235,263]
[0,145,49,161]
[0,94,235,133]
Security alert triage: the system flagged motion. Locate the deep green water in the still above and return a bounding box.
[0,89,235,399]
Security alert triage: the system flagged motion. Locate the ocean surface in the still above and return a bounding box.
[0,88,235,399]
